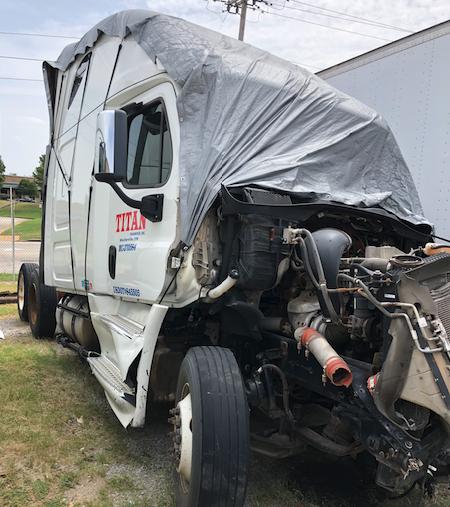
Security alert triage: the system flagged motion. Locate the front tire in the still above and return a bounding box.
[171,346,249,507]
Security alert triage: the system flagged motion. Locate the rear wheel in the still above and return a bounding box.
[28,267,57,339]
[17,262,38,321]
[170,346,249,507]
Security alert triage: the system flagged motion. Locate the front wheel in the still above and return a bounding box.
[170,346,249,507]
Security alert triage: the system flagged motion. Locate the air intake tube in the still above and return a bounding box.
[311,228,352,316]
[295,327,353,388]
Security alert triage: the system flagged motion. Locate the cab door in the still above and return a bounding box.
[86,82,179,303]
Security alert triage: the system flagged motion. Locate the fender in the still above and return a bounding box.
[132,303,168,427]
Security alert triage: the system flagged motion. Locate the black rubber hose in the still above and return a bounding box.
[296,237,320,289]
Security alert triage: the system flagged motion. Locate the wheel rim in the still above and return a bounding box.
[18,272,25,311]
[171,383,193,492]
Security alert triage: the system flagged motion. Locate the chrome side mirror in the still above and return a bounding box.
[94,110,127,182]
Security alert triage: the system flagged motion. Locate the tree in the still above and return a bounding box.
[16,179,38,199]
[0,155,5,190]
[33,154,45,192]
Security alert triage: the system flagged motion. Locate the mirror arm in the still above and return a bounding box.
[103,180,142,209]
[99,179,163,223]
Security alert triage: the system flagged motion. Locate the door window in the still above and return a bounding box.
[126,101,173,187]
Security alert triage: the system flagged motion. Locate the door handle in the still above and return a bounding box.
[109,245,117,279]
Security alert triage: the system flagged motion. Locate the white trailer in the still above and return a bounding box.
[15,10,450,506]
[319,20,450,239]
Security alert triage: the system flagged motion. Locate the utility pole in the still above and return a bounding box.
[9,186,15,281]
[238,1,248,41]
[211,1,268,42]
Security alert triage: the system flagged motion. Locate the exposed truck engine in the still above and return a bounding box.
[173,186,450,496]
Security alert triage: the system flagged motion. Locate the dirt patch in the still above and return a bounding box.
[64,476,106,505]
[0,317,30,338]
[105,462,173,506]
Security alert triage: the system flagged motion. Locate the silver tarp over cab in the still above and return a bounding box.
[43,9,430,245]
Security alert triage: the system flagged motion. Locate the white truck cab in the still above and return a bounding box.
[18,9,450,506]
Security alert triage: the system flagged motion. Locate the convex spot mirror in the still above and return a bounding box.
[94,110,127,183]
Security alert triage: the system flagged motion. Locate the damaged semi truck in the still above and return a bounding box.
[18,9,450,506]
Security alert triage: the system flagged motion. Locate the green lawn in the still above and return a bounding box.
[1,217,41,241]
[0,314,449,506]
[0,273,17,283]
[0,304,16,318]
[0,332,174,507]
[0,202,41,219]
[0,278,16,293]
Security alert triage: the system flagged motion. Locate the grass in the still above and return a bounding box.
[0,202,41,220]
[0,314,449,506]
[0,331,175,507]
[0,304,16,318]
[0,273,15,281]
[0,202,41,240]
[0,274,16,292]
[1,217,41,241]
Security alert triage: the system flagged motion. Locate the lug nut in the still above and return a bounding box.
[169,406,180,416]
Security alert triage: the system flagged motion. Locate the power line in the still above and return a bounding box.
[260,9,391,41]
[0,55,44,62]
[208,1,392,42]
[283,3,413,33]
[0,30,78,40]
[289,1,412,34]
[0,77,43,82]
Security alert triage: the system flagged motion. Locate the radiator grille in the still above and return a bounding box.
[430,282,450,336]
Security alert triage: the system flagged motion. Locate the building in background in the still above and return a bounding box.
[0,174,38,200]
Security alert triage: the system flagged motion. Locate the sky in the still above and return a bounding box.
[1,0,450,176]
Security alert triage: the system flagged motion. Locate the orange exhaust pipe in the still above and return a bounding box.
[296,327,353,388]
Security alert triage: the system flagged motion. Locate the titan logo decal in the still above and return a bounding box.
[115,211,146,232]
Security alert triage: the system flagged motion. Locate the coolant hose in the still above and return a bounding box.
[295,327,353,388]
[207,269,239,299]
